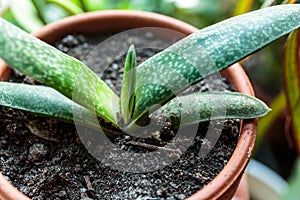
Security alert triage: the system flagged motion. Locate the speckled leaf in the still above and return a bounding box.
[0,82,97,127]
[131,4,300,124]
[121,45,137,125]
[0,18,119,125]
[159,92,271,125]
[284,29,300,151]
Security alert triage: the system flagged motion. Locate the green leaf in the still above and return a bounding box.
[158,92,271,126]
[255,91,286,153]
[83,0,106,11]
[232,0,254,16]
[43,3,70,23]
[283,29,300,151]
[1,8,18,26]
[10,0,44,32]
[117,0,131,9]
[46,0,84,15]
[284,157,300,200]
[131,4,300,126]
[31,0,48,24]
[0,18,119,126]
[121,45,137,125]
[0,82,97,127]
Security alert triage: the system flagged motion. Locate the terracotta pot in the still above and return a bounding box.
[0,10,256,200]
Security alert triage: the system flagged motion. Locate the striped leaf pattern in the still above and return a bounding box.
[159,92,271,126]
[0,18,119,125]
[0,82,96,127]
[131,5,300,125]
[1,5,300,133]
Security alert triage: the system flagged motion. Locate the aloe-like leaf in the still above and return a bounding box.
[283,29,300,151]
[121,45,137,125]
[46,0,84,14]
[0,18,119,126]
[0,82,97,127]
[10,0,44,32]
[130,4,300,126]
[158,92,271,126]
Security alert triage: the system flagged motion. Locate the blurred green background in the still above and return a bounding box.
[0,0,239,32]
[1,0,299,192]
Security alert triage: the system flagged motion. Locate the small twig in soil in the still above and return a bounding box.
[126,141,182,155]
[0,150,9,157]
[84,175,95,192]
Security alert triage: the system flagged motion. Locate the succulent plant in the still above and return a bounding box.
[1,5,299,137]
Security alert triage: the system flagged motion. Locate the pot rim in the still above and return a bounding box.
[0,10,257,200]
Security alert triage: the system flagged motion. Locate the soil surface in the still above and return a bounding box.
[0,31,239,200]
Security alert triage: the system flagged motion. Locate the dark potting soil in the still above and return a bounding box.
[0,31,239,200]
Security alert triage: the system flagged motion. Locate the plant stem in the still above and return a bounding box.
[126,141,181,155]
